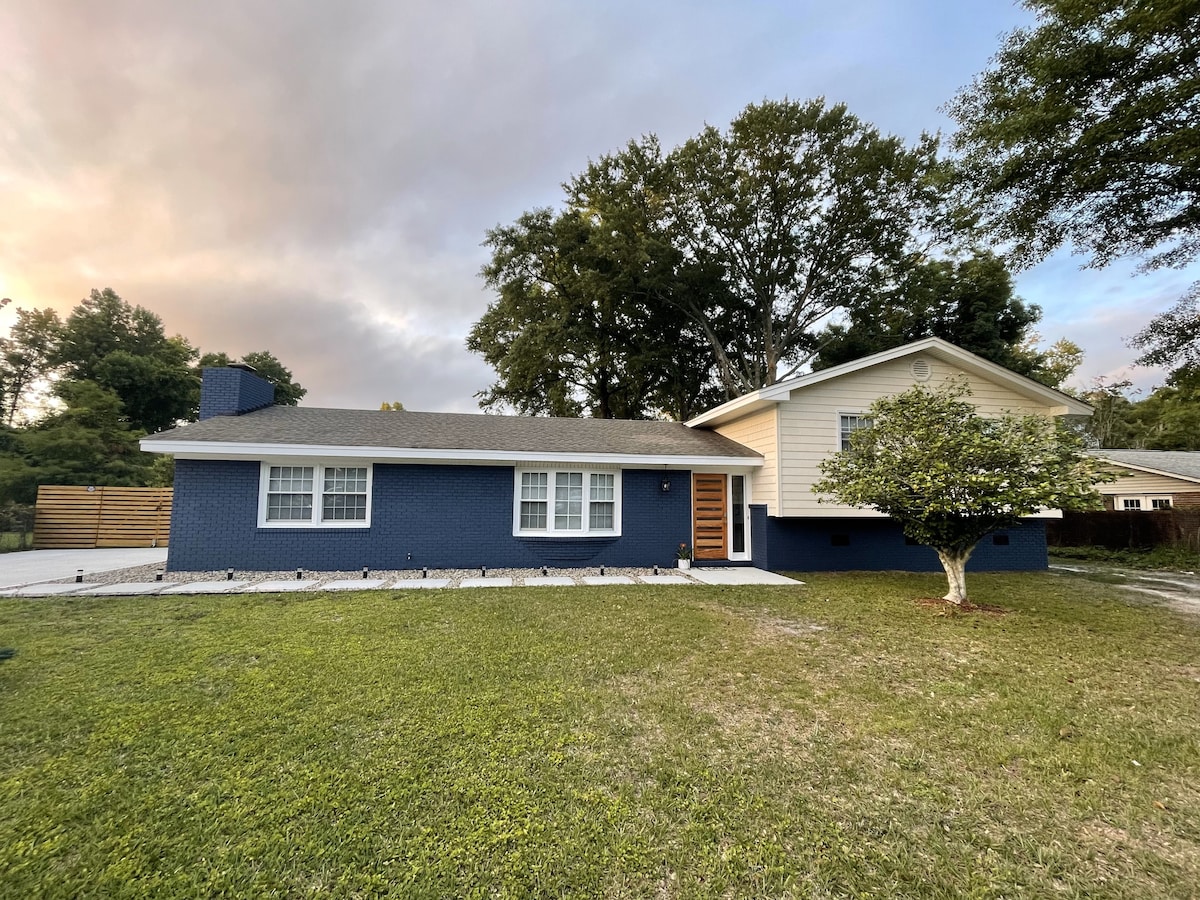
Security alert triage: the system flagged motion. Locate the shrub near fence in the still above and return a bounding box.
[0,504,36,552]
[1047,510,1200,551]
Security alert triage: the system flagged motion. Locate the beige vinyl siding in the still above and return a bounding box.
[779,356,1064,517]
[712,406,779,514]
[1099,467,1199,496]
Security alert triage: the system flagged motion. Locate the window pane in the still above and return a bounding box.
[269,465,313,492]
[520,501,547,529]
[731,475,745,553]
[1123,498,1142,510]
[589,502,613,530]
[1152,498,1173,509]
[589,473,614,501]
[839,416,869,452]
[323,493,367,521]
[267,493,312,521]
[521,472,547,500]
[324,467,366,493]
[555,472,583,529]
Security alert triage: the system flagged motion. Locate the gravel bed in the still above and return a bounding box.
[46,563,697,589]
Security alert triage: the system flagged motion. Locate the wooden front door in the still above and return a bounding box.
[692,474,728,560]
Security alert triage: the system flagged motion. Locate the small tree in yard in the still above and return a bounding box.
[813,383,1112,605]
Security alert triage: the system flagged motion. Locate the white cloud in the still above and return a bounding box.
[3,0,1194,413]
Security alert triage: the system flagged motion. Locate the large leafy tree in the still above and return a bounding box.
[471,99,952,417]
[1126,368,1200,449]
[949,1,1200,374]
[0,381,151,504]
[661,99,947,393]
[53,288,197,433]
[1129,288,1200,377]
[0,307,62,426]
[814,383,1110,605]
[469,203,723,420]
[948,0,1200,272]
[812,252,1064,380]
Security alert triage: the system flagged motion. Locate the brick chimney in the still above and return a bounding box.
[198,364,275,420]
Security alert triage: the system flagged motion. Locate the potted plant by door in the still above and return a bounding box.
[677,542,692,570]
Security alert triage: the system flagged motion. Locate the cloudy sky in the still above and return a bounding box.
[2,0,1194,411]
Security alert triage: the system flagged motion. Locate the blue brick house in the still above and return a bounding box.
[141,339,1092,573]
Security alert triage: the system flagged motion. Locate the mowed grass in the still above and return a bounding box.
[2,573,1198,898]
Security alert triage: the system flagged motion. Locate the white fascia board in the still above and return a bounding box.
[139,439,763,469]
[685,337,1094,427]
[1090,458,1200,486]
[685,393,775,428]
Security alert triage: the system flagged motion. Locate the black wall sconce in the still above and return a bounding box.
[661,476,671,493]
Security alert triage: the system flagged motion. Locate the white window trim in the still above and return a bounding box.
[1116,494,1173,511]
[512,468,622,537]
[837,411,870,452]
[257,461,373,528]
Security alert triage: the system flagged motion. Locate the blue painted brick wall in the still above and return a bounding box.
[167,460,693,571]
[198,368,275,420]
[755,514,1047,573]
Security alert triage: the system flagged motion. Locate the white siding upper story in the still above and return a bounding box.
[706,405,778,508]
[1098,468,1197,498]
[691,338,1093,518]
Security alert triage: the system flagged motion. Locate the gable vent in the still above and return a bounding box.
[911,358,932,381]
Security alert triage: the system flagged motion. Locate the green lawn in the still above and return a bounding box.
[2,573,1198,898]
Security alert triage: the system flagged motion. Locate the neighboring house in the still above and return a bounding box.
[1086,450,1200,511]
[141,338,1092,573]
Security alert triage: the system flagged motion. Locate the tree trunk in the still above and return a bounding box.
[935,549,972,605]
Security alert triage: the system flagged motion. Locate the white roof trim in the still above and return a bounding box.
[139,439,763,469]
[686,337,1093,427]
[1091,456,1200,486]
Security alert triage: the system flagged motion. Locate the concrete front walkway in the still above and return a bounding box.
[1,559,803,596]
[689,567,799,586]
[0,548,169,589]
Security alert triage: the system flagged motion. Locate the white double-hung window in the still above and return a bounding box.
[838,414,871,451]
[835,417,873,453]
[259,462,372,527]
[514,469,620,536]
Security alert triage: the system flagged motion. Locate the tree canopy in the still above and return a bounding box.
[950,1,1200,394]
[470,98,954,418]
[469,205,722,420]
[1129,288,1200,378]
[812,252,1077,385]
[1080,369,1200,450]
[813,382,1110,604]
[0,289,306,502]
[53,288,198,433]
[948,0,1200,273]
[0,306,61,426]
[0,381,149,504]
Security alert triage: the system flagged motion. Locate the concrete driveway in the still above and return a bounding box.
[0,548,169,589]
[1051,560,1200,617]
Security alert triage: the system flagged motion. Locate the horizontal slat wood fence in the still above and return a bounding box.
[1047,510,1200,551]
[33,486,172,549]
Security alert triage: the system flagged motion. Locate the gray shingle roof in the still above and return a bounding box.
[1088,449,1200,482]
[143,406,760,460]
